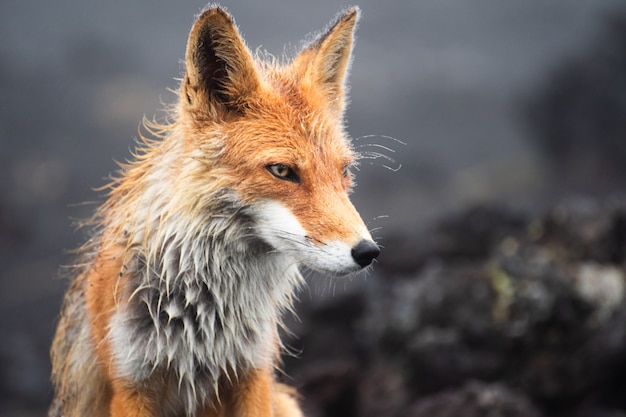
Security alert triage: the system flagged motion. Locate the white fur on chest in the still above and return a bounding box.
[107,214,301,412]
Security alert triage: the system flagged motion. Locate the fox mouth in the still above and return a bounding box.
[299,258,361,277]
[301,261,369,278]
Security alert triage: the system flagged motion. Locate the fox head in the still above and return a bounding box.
[172,6,378,276]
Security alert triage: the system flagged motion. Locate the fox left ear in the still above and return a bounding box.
[293,7,360,117]
[182,6,260,119]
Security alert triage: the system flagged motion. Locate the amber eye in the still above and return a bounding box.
[266,164,300,183]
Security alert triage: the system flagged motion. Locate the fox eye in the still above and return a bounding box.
[342,166,350,178]
[266,164,300,183]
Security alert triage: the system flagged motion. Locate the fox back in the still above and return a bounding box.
[49,6,378,417]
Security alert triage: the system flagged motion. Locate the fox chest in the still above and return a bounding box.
[107,277,277,389]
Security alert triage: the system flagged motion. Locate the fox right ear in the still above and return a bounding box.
[182,7,260,118]
[292,7,360,118]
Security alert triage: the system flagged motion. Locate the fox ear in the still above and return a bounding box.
[182,7,259,117]
[293,7,360,117]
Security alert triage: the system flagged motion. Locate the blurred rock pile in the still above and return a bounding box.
[284,197,626,417]
[3,197,626,417]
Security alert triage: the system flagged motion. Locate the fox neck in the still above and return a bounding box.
[104,147,302,410]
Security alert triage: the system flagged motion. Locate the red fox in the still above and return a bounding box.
[49,5,379,417]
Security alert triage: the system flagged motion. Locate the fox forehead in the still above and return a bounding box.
[221,127,354,179]
[218,86,356,169]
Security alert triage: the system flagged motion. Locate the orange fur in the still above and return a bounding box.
[50,5,373,417]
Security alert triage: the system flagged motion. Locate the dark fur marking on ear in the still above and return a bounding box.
[195,26,230,102]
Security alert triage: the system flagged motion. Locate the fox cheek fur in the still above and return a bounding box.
[49,5,379,417]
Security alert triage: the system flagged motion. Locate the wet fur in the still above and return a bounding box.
[50,5,365,417]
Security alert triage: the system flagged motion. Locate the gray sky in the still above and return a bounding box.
[2,0,622,235]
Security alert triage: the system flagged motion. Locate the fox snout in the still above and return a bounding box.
[251,199,379,276]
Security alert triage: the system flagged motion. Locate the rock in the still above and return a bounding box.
[408,381,543,417]
[285,198,626,416]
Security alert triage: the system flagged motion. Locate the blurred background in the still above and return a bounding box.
[2,0,626,415]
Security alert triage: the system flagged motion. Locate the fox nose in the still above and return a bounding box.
[351,240,380,267]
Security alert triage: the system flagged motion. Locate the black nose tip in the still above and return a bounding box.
[351,240,380,268]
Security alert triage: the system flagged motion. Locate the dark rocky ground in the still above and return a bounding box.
[3,198,626,416]
[282,198,626,417]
